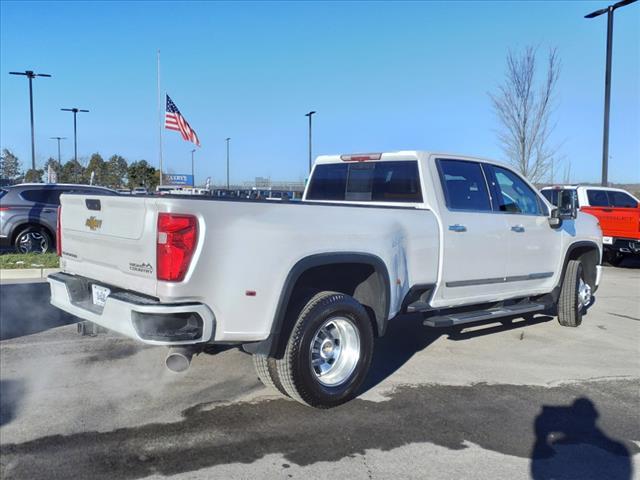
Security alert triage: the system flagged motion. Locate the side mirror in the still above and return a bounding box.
[549,208,562,228]
[558,190,578,220]
[549,191,577,228]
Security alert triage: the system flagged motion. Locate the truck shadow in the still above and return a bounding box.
[362,313,554,393]
[530,397,632,480]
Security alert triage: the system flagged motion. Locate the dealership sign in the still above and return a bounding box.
[163,174,194,186]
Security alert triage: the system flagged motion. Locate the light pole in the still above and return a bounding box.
[585,0,637,186]
[50,137,66,164]
[226,137,231,190]
[305,111,316,173]
[9,70,52,171]
[191,149,196,187]
[61,108,89,164]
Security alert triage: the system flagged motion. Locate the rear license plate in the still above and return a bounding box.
[91,284,111,307]
[602,236,613,245]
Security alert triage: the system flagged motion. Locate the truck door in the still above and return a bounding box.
[484,164,561,294]
[582,189,640,241]
[435,159,510,305]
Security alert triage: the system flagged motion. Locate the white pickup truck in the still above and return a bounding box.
[49,151,602,408]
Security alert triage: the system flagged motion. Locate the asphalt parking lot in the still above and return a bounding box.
[0,264,638,480]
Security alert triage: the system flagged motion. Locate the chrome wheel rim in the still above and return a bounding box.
[309,316,361,387]
[578,277,591,309]
[17,232,48,253]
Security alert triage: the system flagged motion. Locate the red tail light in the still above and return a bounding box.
[157,213,198,282]
[56,206,62,256]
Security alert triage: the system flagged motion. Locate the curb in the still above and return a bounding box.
[0,268,61,281]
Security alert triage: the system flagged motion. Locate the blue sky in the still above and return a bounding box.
[1,1,638,185]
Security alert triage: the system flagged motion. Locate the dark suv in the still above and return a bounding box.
[0,183,116,253]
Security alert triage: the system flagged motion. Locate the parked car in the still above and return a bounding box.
[0,183,116,253]
[49,151,601,408]
[132,187,149,195]
[541,185,639,265]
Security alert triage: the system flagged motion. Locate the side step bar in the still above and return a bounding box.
[423,302,547,328]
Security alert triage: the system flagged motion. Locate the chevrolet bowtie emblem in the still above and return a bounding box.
[85,216,103,231]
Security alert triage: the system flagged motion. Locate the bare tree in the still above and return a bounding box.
[489,47,561,183]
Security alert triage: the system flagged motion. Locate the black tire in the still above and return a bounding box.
[14,226,53,254]
[558,260,588,327]
[274,291,374,408]
[252,353,289,397]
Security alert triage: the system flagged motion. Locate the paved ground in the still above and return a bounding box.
[0,265,638,480]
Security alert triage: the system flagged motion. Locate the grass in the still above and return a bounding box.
[0,252,60,270]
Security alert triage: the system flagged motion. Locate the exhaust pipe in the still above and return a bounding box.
[165,347,196,373]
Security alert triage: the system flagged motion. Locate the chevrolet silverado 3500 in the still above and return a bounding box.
[49,151,603,408]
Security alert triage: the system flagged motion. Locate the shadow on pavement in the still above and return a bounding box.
[2,379,637,480]
[0,282,78,340]
[531,397,632,480]
[361,313,554,394]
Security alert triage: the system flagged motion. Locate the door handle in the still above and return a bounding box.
[511,225,525,233]
[449,224,467,232]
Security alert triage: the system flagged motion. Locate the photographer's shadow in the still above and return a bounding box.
[531,397,632,480]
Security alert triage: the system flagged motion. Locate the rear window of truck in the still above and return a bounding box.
[306,161,422,203]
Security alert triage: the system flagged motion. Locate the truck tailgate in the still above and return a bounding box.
[59,194,159,297]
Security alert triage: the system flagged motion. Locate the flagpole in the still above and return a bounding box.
[157,49,163,186]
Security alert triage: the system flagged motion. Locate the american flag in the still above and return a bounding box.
[165,95,200,147]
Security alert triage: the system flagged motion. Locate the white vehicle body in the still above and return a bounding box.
[50,150,602,348]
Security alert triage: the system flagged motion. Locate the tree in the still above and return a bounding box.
[0,149,22,180]
[43,157,61,183]
[84,153,107,185]
[24,168,44,183]
[105,154,128,188]
[127,160,159,191]
[59,159,84,183]
[489,47,561,183]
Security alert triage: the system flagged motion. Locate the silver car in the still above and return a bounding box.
[0,183,116,253]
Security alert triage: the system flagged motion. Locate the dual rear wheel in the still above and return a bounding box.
[253,291,374,408]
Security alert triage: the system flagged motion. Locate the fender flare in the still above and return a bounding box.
[244,252,391,357]
[556,240,601,295]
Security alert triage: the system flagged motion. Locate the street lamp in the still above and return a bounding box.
[191,149,196,187]
[226,137,231,190]
[50,137,66,164]
[9,70,52,171]
[305,111,316,173]
[60,108,89,164]
[585,0,637,186]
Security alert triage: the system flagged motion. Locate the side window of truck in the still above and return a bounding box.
[586,189,610,207]
[437,159,492,211]
[485,166,542,215]
[609,191,638,208]
[542,189,558,206]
